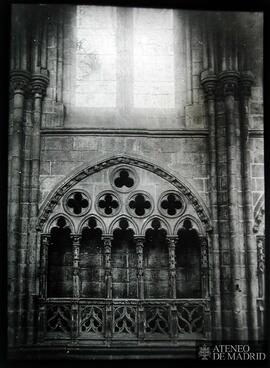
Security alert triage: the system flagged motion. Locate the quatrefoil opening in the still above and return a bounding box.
[96,191,121,217]
[127,191,153,218]
[64,190,91,216]
[158,191,185,218]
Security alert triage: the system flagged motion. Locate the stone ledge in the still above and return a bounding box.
[8,344,198,360]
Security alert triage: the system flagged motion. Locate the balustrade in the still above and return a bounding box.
[38,298,210,343]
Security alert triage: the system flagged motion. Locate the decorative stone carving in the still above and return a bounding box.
[102,235,113,298]
[135,237,144,272]
[200,71,217,100]
[64,190,91,217]
[110,165,138,193]
[218,70,240,98]
[253,207,265,233]
[167,236,177,298]
[257,237,265,274]
[31,70,49,97]
[158,191,185,218]
[239,71,254,98]
[37,157,212,232]
[10,70,31,94]
[127,191,153,218]
[96,191,121,217]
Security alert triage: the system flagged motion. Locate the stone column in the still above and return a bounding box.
[200,237,209,298]
[71,234,80,340]
[239,72,259,340]
[102,236,113,299]
[25,70,49,344]
[167,236,177,299]
[167,236,178,339]
[256,236,265,340]
[102,236,113,339]
[9,70,30,346]
[72,235,81,298]
[37,235,49,342]
[39,235,50,300]
[219,71,244,340]
[201,71,222,339]
[134,236,145,299]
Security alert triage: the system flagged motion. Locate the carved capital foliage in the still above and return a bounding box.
[239,71,254,99]
[218,71,240,98]
[41,234,50,246]
[103,236,113,250]
[71,234,80,245]
[10,70,31,94]
[31,71,49,97]
[200,71,217,100]
[167,236,177,249]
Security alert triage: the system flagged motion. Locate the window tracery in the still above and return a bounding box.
[40,165,210,341]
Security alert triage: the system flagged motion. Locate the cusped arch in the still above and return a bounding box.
[78,215,107,234]
[37,155,212,232]
[44,213,75,234]
[108,215,139,235]
[173,215,204,236]
[142,215,172,236]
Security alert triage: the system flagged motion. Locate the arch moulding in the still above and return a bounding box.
[37,155,212,232]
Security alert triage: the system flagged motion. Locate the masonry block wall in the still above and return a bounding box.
[8,4,264,356]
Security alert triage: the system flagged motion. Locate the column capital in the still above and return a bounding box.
[134,236,145,249]
[41,234,50,245]
[200,70,217,100]
[239,71,254,98]
[167,235,178,247]
[10,70,31,94]
[71,234,81,244]
[31,69,49,97]
[102,235,113,246]
[218,70,240,98]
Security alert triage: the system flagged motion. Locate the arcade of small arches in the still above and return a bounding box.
[37,164,211,343]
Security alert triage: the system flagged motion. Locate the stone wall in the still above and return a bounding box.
[39,135,210,208]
